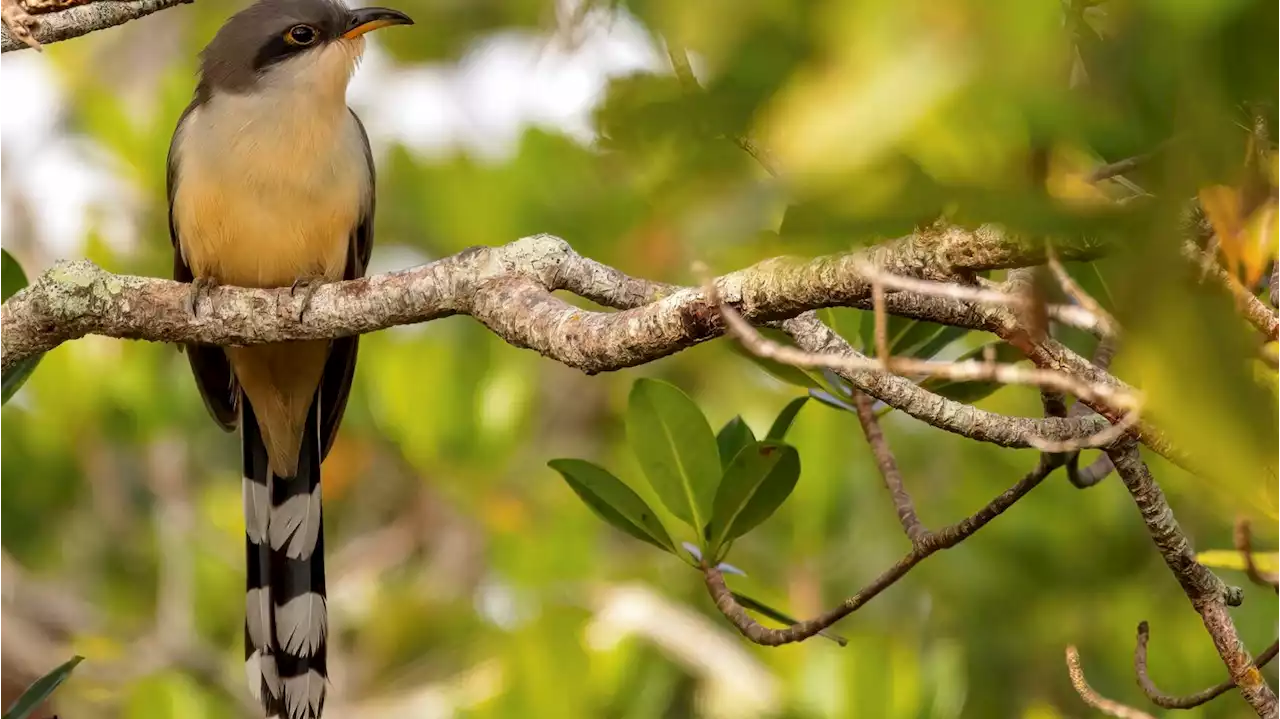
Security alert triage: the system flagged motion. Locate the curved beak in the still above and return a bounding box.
[343,7,414,39]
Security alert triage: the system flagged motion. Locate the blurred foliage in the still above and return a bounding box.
[1,0,1277,717]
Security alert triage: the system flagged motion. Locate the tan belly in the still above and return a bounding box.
[174,173,356,289]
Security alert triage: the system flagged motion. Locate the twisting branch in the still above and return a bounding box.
[1,0,189,53]
[1105,442,1277,717]
[1183,241,1280,341]
[1065,646,1157,719]
[1135,621,1279,710]
[702,456,1062,645]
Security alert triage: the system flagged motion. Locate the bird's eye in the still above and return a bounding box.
[284,24,318,46]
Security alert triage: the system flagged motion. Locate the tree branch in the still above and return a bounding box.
[0,229,1101,378]
[851,391,928,544]
[702,456,1062,645]
[1066,646,1157,719]
[1135,620,1279,710]
[1,0,189,53]
[1105,442,1277,717]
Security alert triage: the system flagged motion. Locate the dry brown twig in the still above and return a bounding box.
[704,455,1063,645]
[1045,245,1119,336]
[1066,646,1157,719]
[853,258,1111,337]
[1135,621,1280,710]
[1235,518,1280,592]
[703,269,1140,416]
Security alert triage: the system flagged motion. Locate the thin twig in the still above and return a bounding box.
[703,456,1061,645]
[1066,646,1158,719]
[1183,241,1280,341]
[707,273,1141,415]
[1235,518,1280,592]
[1046,245,1118,336]
[1086,154,1152,184]
[854,259,1110,336]
[851,391,927,544]
[1135,620,1280,709]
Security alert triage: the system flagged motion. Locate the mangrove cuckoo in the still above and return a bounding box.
[166,1,411,716]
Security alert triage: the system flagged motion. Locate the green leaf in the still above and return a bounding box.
[765,396,809,441]
[919,342,1025,405]
[716,416,757,470]
[909,325,971,360]
[730,592,846,646]
[4,655,83,719]
[706,441,801,554]
[727,327,822,388]
[627,379,722,533]
[548,459,678,555]
[890,320,945,356]
[1,250,42,405]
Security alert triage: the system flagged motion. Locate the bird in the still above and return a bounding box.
[165,1,412,717]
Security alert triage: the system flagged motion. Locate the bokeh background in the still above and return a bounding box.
[1,0,1277,717]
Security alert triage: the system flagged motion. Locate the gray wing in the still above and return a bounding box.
[169,98,238,431]
[317,108,375,459]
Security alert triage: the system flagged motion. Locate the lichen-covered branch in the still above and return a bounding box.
[1,0,188,53]
[3,230,1132,450]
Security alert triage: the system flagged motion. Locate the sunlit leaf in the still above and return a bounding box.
[627,379,722,533]
[1,250,42,405]
[707,442,801,555]
[765,396,809,441]
[716,416,757,469]
[1200,184,1279,287]
[4,655,82,719]
[1196,549,1279,574]
[548,459,678,556]
[730,591,846,646]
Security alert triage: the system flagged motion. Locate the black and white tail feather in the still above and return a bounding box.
[243,393,328,719]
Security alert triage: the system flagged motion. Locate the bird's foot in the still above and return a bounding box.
[2,0,42,50]
[185,277,220,318]
[289,276,326,322]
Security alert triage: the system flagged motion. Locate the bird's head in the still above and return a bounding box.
[197,0,412,101]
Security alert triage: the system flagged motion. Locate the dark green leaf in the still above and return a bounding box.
[4,655,83,719]
[548,459,677,555]
[731,592,846,646]
[890,320,946,356]
[727,327,822,388]
[627,379,722,532]
[1,250,42,405]
[706,442,801,554]
[716,416,757,470]
[920,342,1025,405]
[909,325,971,360]
[765,396,808,441]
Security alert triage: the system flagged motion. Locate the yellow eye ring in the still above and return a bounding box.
[284,24,318,46]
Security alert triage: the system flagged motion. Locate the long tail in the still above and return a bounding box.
[243,393,328,719]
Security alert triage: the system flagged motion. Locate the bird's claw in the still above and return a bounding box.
[186,277,219,318]
[289,276,325,322]
[2,0,42,51]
